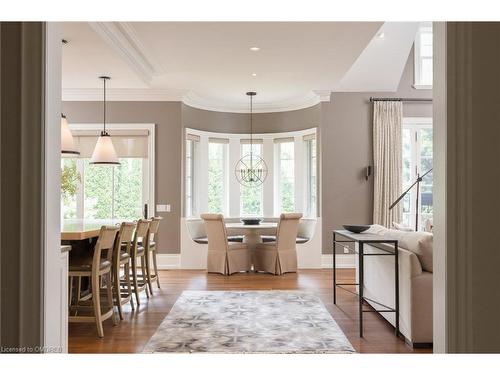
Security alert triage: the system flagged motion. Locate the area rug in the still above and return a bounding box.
[143,290,355,353]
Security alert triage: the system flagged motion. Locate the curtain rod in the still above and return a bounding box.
[369,97,433,103]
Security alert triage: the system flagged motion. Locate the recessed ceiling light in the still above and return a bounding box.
[251,73,257,77]
[377,32,385,39]
[250,46,260,51]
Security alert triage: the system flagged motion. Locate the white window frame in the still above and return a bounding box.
[413,22,433,89]
[67,123,156,218]
[402,117,433,230]
[185,127,317,218]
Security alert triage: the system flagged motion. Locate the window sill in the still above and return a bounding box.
[412,84,432,90]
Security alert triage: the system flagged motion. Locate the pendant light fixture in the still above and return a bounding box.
[235,92,268,187]
[90,76,120,165]
[61,113,80,155]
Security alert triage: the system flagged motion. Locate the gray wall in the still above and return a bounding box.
[62,102,183,254]
[321,48,432,253]
[182,103,320,133]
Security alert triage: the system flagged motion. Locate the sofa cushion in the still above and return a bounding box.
[368,224,433,272]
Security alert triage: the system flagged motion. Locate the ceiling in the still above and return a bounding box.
[62,22,419,112]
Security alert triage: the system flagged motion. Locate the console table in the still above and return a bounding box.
[332,230,400,338]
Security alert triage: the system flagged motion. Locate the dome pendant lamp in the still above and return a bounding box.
[90,76,120,165]
[61,113,80,155]
[234,92,268,187]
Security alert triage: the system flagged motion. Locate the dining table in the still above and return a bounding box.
[225,222,278,250]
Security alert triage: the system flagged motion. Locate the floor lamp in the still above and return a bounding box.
[389,168,433,231]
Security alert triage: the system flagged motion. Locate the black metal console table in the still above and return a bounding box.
[333,230,400,338]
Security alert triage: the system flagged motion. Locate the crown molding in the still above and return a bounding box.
[182,90,330,113]
[62,87,332,112]
[88,22,164,85]
[62,88,184,102]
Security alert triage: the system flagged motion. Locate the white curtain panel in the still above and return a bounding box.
[373,101,403,227]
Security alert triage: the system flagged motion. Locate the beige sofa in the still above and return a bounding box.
[360,224,433,347]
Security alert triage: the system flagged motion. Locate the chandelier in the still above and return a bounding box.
[234,92,268,187]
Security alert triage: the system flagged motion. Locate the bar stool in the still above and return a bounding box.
[68,226,118,338]
[113,222,136,320]
[130,219,151,306]
[144,216,163,294]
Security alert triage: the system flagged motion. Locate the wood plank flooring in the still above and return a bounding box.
[68,269,432,354]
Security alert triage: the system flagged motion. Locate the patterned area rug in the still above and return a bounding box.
[143,290,355,353]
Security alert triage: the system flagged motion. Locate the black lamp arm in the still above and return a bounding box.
[389,168,433,210]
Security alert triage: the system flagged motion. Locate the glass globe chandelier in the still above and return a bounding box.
[234,92,268,187]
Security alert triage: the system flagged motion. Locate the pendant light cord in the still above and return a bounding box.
[103,77,107,133]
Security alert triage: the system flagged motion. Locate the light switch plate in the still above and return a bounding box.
[156,204,170,212]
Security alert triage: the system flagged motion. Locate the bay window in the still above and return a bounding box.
[184,128,317,218]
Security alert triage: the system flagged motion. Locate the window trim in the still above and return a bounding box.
[413,22,433,90]
[67,123,156,217]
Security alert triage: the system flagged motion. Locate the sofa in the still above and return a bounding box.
[359,224,433,347]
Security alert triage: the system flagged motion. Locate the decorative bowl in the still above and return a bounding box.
[241,218,263,225]
[343,225,370,233]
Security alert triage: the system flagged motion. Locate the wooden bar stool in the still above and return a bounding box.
[130,219,151,306]
[113,222,136,320]
[144,216,163,294]
[68,226,118,338]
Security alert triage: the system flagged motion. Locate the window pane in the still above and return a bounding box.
[113,158,143,220]
[185,139,194,217]
[240,143,263,216]
[306,139,317,217]
[84,160,113,219]
[401,129,412,227]
[61,158,78,219]
[419,128,433,230]
[279,142,295,213]
[208,142,226,214]
[421,58,433,85]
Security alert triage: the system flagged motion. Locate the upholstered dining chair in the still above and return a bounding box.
[201,213,251,275]
[130,219,151,305]
[144,216,162,294]
[68,225,118,338]
[113,222,136,320]
[254,213,303,275]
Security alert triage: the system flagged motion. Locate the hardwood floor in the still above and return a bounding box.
[68,269,432,354]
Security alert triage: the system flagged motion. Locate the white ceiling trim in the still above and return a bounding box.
[62,88,185,102]
[88,22,164,85]
[182,90,330,113]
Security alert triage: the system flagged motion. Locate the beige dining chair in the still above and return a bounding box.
[254,213,303,275]
[201,213,251,275]
[113,222,136,320]
[130,219,151,305]
[68,225,118,338]
[144,216,162,294]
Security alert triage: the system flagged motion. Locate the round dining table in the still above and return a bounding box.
[225,222,278,250]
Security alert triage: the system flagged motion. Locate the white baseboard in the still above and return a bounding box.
[156,254,181,269]
[321,254,356,268]
[155,253,352,270]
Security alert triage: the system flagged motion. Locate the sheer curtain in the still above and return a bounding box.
[373,101,403,227]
